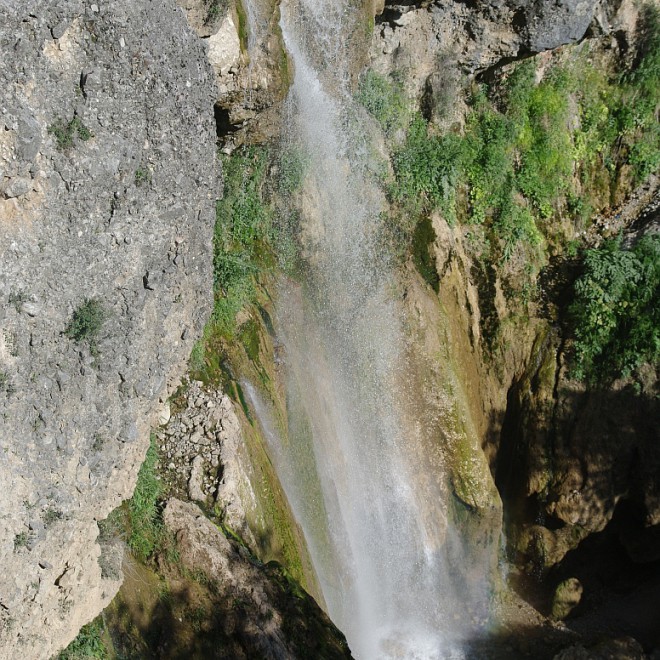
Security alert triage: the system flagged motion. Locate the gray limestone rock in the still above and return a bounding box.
[0,0,218,657]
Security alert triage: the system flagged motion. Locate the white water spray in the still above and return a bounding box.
[248,1,496,657]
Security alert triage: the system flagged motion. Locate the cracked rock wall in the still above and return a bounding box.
[0,0,218,657]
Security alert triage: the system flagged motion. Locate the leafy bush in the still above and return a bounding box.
[391,114,464,222]
[387,14,660,270]
[64,299,106,353]
[213,146,272,334]
[570,234,660,382]
[357,71,409,136]
[57,619,109,660]
[48,116,92,150]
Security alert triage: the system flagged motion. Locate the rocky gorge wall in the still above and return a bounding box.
[365,0,660,651]
[2,0,658,656]
[0,1,218,656]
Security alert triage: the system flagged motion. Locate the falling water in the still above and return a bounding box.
[247,0,495,657]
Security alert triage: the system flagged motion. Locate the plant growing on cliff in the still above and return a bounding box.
[357,70,409,137]
[57,618,109,660]
[64,299,106,354]
[48,116,92,150]
[391,114,464,222]
[213,146,272,333]
[569,234,660,382]
[127,434,164,562]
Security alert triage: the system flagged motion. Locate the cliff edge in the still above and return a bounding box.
[0,1,218,656]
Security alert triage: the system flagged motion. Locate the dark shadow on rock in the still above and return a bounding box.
[485,351,660,655]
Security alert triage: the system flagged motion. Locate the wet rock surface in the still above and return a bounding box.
[178,0,290,145]
[0,0,217,656]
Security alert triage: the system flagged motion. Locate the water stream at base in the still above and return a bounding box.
[247,1,494,657]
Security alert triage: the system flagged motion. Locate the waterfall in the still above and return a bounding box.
[246,0,496,657]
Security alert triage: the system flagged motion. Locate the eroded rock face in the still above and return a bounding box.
[0,1,217,656]
[155,380,258,549]
[163,498,353,659]
[178,0,290,144]
[371,0,633,109]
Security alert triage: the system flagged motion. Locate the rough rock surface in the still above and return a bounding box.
[156,380,258,548]
[163,498,353,659]
[371,0,635,108]
[179,0,290,145]
[0,1,218,657]
[553,637,647,660]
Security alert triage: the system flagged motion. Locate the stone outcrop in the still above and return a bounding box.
[0,1,218,656]
[178,0,290,145]
[371,0,636,112]
[162,498,353,659]
[156,380,258,548]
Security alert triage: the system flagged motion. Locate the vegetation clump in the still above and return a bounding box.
[48,116,92,150]
[570,234,659,383]
[64,299,106,354]
[57,618,109,660]
[360,7,659,269]
[127,434,165,562]
[213,146,273,335]
[357,71,409,137]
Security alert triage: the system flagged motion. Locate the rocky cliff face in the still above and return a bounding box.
[0,1,218,656]
[366,0,659,652]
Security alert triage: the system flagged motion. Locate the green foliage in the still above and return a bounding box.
[44,507,63,526]
[65,299,106,354]
[357,71,409,136]
[462,93,516,225]
[391,114,464,222]
[570,234,660,382]
[134,167,151,186]
[509,65,573,218]
[48,116,92,150]
[213,146,272,335]
[387,17,659,270]
[127,434,164,562]
[57,619,109,660]
[571,6,660,185]
[13,532,28,550]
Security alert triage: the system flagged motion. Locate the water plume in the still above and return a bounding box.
[246,0,498,656]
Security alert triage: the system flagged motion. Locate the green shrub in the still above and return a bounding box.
[13,532,28,550]
[570,234,660,382]
[134,167,151,186]
[64,299,106,353]
[462,93,516,225]
[48,116,92,150]
[57,619,109,660]
[387,20,659,272]
[391,114,464,222]
[357,70,409,136]
[213,146,273,335]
